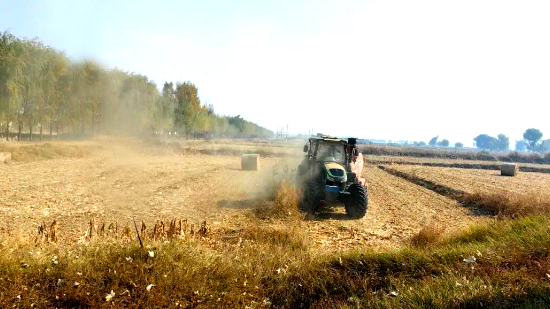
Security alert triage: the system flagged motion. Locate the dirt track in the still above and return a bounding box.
[0,141,487,249]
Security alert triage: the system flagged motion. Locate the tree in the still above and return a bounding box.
[159,82,176,134]
[418,141,427,146]
[42,49,68,140]
[455,142,464,148]
[473,134,509,151]
[523,128,543,151]
[438,139,449,147]
[541,139,550,152]
[428,136,439,147]
[496,133,510,151]
[174,81,201,137]
[515,140,527,151]
[0,32,24,139]
[474,134,498,150]
[84,61,102,135]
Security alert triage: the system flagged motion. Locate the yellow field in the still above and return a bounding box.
[386,164,550,195]
[366,154,550,169]
[1,139,548,247]
[0,139,494,250]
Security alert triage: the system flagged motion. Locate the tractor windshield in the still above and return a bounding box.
[316,142,345,163]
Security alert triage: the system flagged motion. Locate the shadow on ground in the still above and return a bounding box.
[308,205,354,221]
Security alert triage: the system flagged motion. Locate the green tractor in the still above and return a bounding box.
[296,135,368,219]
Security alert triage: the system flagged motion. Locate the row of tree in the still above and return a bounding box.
[473,129,549,152]
[0,31,273,140]
[427,136,453,147]
[473,133,510,151]
[423,129,548,152]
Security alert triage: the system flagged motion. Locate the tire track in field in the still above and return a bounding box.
[377,165,493,217]
[303,165,486,249]
[368,159,550,174]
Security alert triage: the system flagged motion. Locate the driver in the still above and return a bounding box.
[346,144,359,163]
[319,146,334,160]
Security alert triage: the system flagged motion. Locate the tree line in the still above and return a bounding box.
[472,129,550,152]
[0,31,273,141]
[422,128,549,152]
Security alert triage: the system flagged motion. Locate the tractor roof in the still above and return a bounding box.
[309,134,347,144]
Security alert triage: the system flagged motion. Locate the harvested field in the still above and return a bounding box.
[386,164,550,196]
[355,166,485,241]
[360,144,550,165]
[366,154,550,171]
[0,141,281,239]
[0,139,486,250]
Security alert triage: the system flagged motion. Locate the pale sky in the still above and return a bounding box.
[1,0,549,145]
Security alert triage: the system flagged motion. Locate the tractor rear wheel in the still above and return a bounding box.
[345,183,368,219]
[300,180,321,214]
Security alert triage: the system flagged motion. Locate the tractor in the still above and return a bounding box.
[296,135,368,218]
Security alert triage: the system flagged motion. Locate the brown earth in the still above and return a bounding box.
[0,140,487,250]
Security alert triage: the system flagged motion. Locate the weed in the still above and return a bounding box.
[410,224,446,248]
[463,190,550,218]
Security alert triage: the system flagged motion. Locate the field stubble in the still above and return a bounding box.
[0,139,485,249]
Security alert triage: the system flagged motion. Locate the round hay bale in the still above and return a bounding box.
[501,163,518,176]
[241,154,260,171]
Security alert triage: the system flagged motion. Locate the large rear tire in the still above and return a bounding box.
[300,180,321,214]
[345,183,368,219]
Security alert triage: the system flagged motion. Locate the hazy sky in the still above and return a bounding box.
[1,0,549,145]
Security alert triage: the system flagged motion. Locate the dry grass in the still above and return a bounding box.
[0,141,97,162]
[463,190,550,218]
[410,224,446,248]
[254,179,302,220]
[3,207,550,307]
[273,180,300,215]
[0,217,311,308]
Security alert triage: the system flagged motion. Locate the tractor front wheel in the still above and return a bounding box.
[300,180,321,214]
[345,183,368,219]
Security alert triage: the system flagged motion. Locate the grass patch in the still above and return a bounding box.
[410,224,446,248]
[270,215,550,308]
[3,215,550,308]
[463,191,550,218]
